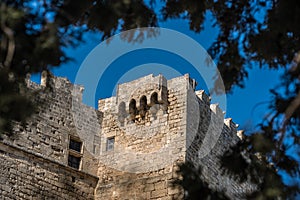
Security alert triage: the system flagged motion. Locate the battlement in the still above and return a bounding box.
[97,74,239,135]
[37,71,238,131]
[0,72,249,200]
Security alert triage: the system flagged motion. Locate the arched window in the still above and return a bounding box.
[129,99,137,120]
[140,96,147,109]
[150,92,159,105]
[139,96,147,117]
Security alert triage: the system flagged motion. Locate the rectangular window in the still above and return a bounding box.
[68,137,83,169]
[93,135,101,154]
[106,137,115,151]
[68,154,81,169]
[69,139,82,152]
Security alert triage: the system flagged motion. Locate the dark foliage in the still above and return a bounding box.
[1,0,300,199]
[172,162,230,200]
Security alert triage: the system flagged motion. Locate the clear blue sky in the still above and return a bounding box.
[31,13,282,133]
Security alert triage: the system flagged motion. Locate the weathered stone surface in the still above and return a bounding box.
[0,73,252,199]
[0,142,98,200]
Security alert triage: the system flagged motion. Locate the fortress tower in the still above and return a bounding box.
[0,74,249,199]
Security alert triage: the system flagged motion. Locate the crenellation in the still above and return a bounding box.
[237,130,245,140]
[224,117,238,132]
[98,97,117,113]
[0,73,252,200]
[210,103,224,118]
[195,89,210,105]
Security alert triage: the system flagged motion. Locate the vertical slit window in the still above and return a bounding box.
[106,137,115,151]
[151,92,159,105]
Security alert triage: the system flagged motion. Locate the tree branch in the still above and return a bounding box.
[279,51,300,145]
[0,3,15,68]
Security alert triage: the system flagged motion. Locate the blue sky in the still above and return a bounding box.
[31,13,282,133]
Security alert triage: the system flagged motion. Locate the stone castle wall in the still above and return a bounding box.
[95,75,188,199]
[95,74,248,199]
[0,73,249,199]
[0,142,98,200]
[186,87,250,197]
[0,76,100,199]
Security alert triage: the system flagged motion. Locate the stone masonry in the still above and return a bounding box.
[0,73,249,199]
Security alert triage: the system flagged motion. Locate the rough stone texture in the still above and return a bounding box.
[0,76,99,199]
[0,73,251,199]
[0,142,98,200]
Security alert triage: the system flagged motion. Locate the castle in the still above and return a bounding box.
[0,73,250,199]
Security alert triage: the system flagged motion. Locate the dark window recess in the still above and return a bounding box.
[68,154,81,169]
[69,139,82,152]
[106,137,115,151]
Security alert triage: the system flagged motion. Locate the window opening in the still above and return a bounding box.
[106,137,115,151]
[68,137,82,169]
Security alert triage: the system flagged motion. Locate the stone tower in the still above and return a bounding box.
[0,74,249,199]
